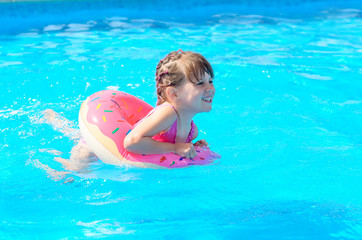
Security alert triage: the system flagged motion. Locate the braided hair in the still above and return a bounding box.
[155,50,214,105]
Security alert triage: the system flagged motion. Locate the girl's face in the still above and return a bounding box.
[175,72,215,114]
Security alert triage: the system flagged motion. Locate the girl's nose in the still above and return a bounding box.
[206,88,214,94]
[206,84,215,93]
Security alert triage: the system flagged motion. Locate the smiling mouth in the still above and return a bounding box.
[202,96,212,103]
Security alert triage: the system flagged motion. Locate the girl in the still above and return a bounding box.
[124,50,215,160]
[43,50,215,173]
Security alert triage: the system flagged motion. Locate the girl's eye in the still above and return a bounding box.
[196,82,204,85]
[209,81,213,84]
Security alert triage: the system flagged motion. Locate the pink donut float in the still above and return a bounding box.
[79,90,220,168]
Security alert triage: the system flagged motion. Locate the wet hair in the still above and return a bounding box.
[155,50,214,105]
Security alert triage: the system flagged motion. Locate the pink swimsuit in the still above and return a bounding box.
[139,103,195,144]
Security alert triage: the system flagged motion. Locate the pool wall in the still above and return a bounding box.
[0,0,360,35]
[1,0,361,14]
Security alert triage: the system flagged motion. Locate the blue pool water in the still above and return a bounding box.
[1,0,361,239]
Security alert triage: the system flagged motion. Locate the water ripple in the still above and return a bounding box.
[295,72,333,81]
[77,220,135,237]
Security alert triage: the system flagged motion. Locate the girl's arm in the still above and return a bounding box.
[124,105,196,157]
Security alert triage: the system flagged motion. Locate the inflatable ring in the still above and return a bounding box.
[79,90,220,168]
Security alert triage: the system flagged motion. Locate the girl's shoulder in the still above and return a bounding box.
[155,102,176,112]
[151,102,177,123]
[136,102,177,133]
[131,102,177,139]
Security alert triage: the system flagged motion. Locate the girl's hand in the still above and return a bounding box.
[194,139,208,147]
[175,143,197,159]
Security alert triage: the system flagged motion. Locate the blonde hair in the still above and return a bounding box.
[155,50,214,105]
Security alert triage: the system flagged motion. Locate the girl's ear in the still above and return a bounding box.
[165,87,179,102]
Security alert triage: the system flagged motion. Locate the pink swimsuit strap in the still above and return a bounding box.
[150,103,195,144]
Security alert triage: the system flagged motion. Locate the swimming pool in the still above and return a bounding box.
[1,0,361,239]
